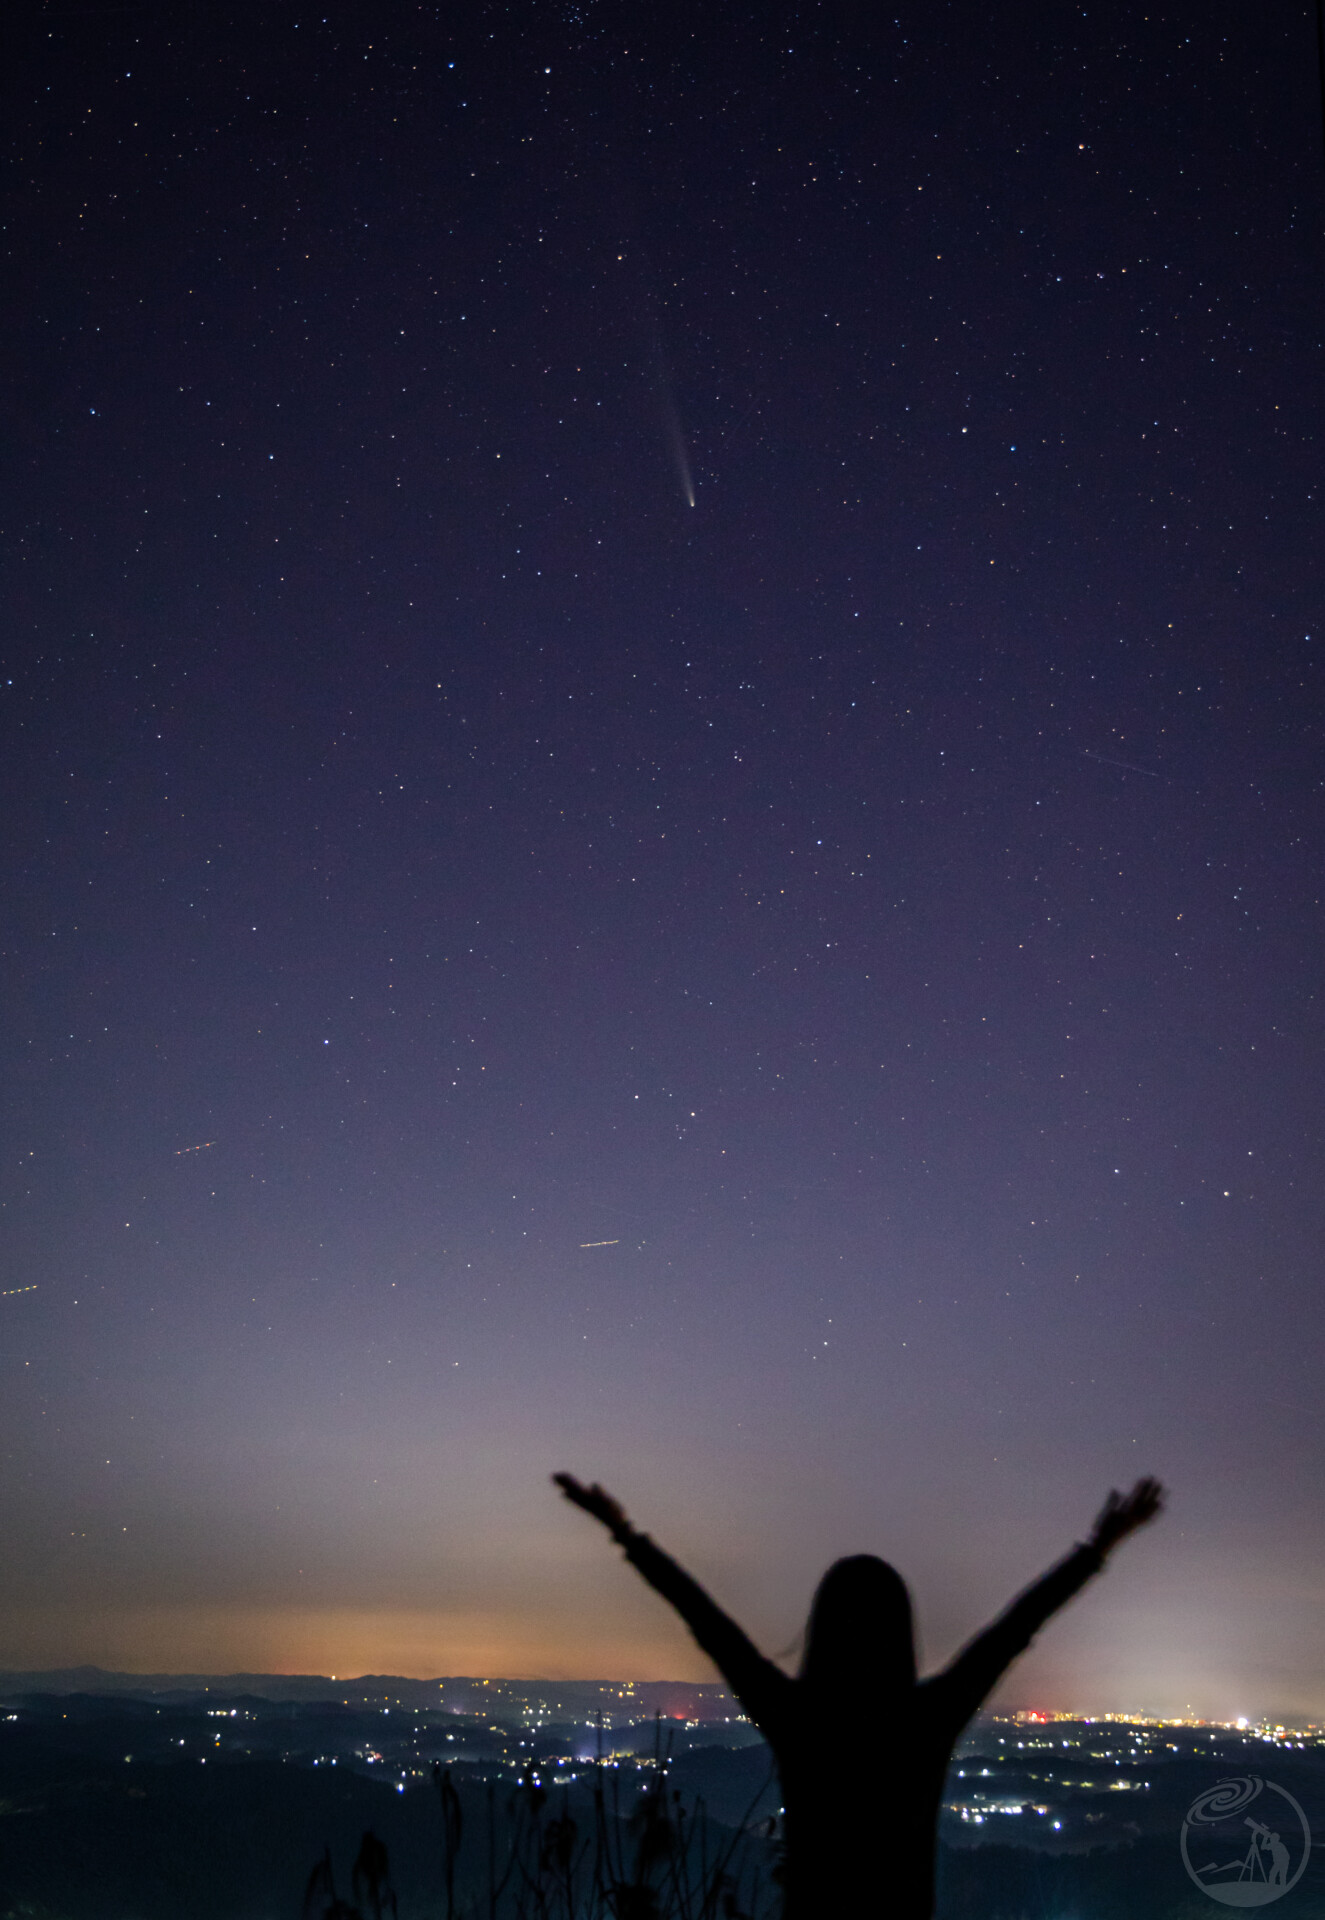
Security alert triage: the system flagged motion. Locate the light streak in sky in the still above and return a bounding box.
[1083,750,1159,777]
[174,1141,216,1154]
[579,1240,620,1248]
[1,1284,38,1297]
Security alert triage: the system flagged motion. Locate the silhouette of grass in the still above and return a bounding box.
[303,1716,779,1920]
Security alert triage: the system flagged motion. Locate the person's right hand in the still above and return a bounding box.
[553,1473,633,1540]
[1088,1477,1165,1560]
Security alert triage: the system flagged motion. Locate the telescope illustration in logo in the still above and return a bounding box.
[1180,1775,1311,1906]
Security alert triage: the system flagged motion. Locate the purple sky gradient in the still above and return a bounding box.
[2,0,1322,1718]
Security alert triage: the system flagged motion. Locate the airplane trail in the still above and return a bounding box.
[1083,750,1159,776]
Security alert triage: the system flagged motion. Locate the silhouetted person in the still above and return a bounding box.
[554,1470,1164,1920]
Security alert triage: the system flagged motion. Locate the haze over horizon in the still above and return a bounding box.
[3,0,1323,1725]
[0,1661,1307,1733]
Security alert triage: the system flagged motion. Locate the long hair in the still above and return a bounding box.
[799,1554,916,1697]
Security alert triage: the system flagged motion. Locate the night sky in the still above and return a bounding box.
[3,0,1323,1719]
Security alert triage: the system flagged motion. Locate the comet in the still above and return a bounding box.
[661,393,696,508]
[644,311,696,507]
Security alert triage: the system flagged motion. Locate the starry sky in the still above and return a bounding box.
[2,0,1323,1718]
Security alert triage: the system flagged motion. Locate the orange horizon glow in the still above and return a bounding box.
[0,1603,1317,1725]
[0,1602,723,1683]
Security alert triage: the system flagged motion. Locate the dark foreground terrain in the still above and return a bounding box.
[1,1681,1323,1918]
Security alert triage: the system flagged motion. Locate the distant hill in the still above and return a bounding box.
[0,1666,741,1718]
[0,1665,450,1703]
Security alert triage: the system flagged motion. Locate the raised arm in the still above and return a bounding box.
[937,1477,1165,1722]
[553,1474,792,1733]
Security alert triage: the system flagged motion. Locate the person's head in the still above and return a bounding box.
[799,1555,916,1697]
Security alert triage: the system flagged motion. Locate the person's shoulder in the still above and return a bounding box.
[914,1669,966,1726]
